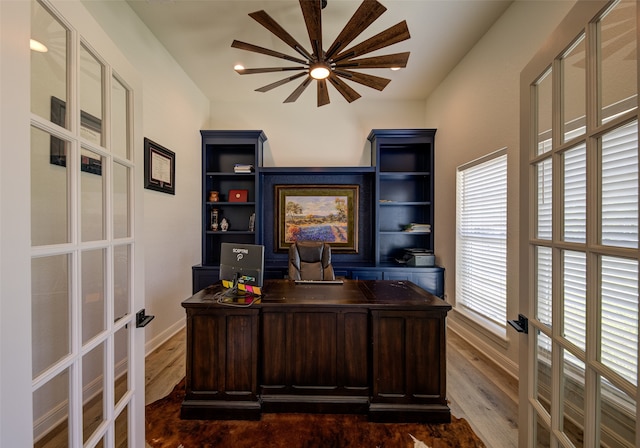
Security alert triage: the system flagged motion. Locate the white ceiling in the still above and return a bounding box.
[126,0,513,104]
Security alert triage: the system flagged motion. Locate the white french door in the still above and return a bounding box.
[519,1,639,447]
[29,1,144,447]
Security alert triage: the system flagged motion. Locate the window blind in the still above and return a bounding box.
[599,121,638,385]
[560,121,639,386]
[456,152,507,326]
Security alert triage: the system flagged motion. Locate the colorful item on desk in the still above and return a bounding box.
[221,279,262,296]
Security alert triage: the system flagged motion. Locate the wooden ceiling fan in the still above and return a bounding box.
[231,0,410,107]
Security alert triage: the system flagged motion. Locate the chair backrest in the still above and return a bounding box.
[288,241,336,281]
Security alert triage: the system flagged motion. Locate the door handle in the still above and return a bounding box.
[507,314,528,334]
[136,308,155,328]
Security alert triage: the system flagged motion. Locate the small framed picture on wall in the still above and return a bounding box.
[144,138,175,195]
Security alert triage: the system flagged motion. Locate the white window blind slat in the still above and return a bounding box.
[456,153,507,327]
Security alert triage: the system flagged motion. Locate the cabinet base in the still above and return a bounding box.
[368,403,451,423]
[180,399,261,420]
[261,394,369,415]
[180,398,451,423]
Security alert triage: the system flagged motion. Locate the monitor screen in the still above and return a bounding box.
[219,242,265,292]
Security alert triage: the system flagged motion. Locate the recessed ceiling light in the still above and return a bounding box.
[234,64,245,71]
[30,39,48,53]
[390,67,401,71]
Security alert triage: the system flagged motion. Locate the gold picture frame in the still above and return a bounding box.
[275,184,359,252]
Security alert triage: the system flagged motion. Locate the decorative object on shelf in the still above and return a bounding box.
[229,189,248,202]
[249,213,256,232]
[395,248,435,267]
[234,163,254,173]
[220,218,229,231]
[275,184,359,253]
[210,208,220,231]
[208,191,219,202]
[231,0,410,107]
[144,137,176,195]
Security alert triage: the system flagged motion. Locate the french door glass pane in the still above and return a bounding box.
[562,35,586,142]
[33,368,70,447]
[114,244,131,321]
[31,126,69,246]
[80,44,103,146]
[535,246,552,327]
[81,249,106,344]
[115,405,128,447]
[83,342,105,443]
[537,159,552,239]
[31,254,70,378]
[114,325,130,406]
[537,70,552,155]
[536,330,552,415]
[600,0,637,124]
[563,145,586,243]
[600,256,638,385]
[563,250,586,350]
[535,413,551,447]
[562,349,585,447]
[111,75,130,160]
[31,0,68,123]
[113,163,131,239]
[81,149,106,242]
[600,121,638,248]
[599,377,636,447]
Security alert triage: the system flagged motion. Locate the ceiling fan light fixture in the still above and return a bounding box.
[234,64,246,72]
[309,62,330,80]
[231,0,411,106]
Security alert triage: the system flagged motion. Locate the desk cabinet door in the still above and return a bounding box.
[261,308,368,391]
[188,310,259,398]
[371,310,447,404]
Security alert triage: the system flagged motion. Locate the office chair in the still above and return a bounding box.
[288,241,336,281]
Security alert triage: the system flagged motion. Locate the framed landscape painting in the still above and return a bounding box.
[275,184,359,252]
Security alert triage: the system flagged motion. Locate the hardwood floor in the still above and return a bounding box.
[145,327,519,447]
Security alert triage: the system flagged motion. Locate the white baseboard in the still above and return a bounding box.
[448,318,520,381]
[145,318,185,356]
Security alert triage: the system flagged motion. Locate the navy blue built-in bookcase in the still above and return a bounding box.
[194,129,443,297]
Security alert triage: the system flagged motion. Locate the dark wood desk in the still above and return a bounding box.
[181,279,452,423]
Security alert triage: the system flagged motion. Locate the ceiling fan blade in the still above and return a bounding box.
[231,40,308,65]
[325,0,387,59]
[284,76,313,103]
[333,21,410,63]
[299,0,322,59]
[317,79,330,107]
[249,10,313,61]
[327,74,361,103]
[335,70,391,91]
[335,52,410,69]
[235,66,307,75]
[255,72,308,93]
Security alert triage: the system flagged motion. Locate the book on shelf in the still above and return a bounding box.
[234,163,254,173]
[402,223,431,233]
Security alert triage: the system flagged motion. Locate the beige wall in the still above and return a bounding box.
[425,0,576,376]
[210,99,427,167]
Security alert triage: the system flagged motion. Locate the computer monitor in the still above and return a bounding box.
[219,242,265,297]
